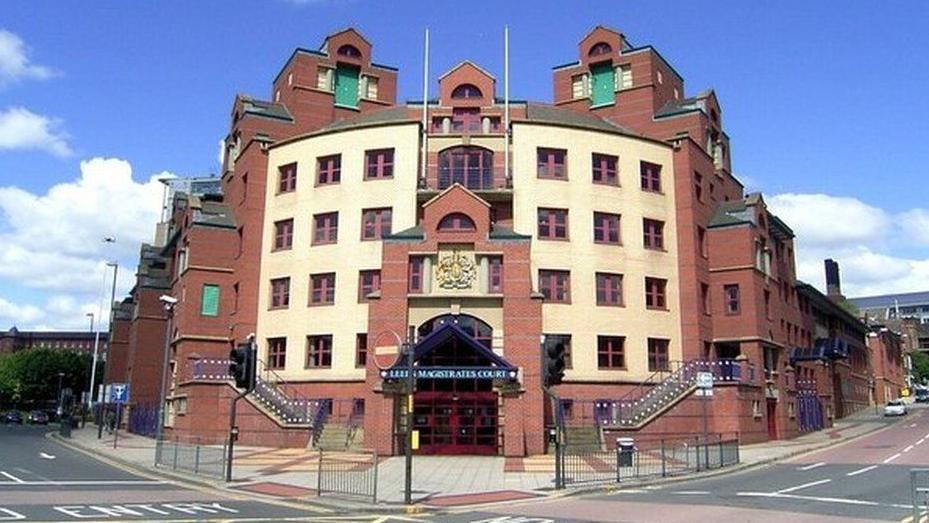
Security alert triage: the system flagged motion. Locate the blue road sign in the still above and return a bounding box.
[108,383,130,404]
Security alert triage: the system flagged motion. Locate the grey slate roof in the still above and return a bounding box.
[319,106,413,133]
[241,96,294,122]
[708,200,753,228]
[193,199,236,229]
[654,90,713,119]
[523,103,639,136]
[849,291,929,309]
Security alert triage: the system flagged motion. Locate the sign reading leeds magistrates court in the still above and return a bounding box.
[381,367,517,380]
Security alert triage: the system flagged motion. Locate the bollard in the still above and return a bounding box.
[173,438,179,470]
[194,443,201,474]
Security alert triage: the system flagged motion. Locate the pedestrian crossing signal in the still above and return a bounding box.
[229,343,256,390]
[544,339,566,387]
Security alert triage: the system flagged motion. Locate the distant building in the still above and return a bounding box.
[0,327,108,355]
[848,291,929,324]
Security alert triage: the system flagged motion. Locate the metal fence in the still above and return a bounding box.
[154,436,227,480]
[912,468,929,523]
[560,435,740,487]
[317,449,378,503]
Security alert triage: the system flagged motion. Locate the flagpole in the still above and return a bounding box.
[420,28,429,188]
[504,25,510,186]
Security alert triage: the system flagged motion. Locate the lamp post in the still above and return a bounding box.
[153,295,177,457]
[89,237,116,427]
[56,372,65,415]
[96,260,119,439]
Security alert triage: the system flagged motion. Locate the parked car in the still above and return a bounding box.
[884,399,908,416]
[3,410,23,424]
[915,390,929,403]
[27,410,48,425]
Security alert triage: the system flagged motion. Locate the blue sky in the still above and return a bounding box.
[1,1,928,329]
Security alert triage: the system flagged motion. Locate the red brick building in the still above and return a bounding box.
[112,25,878,454]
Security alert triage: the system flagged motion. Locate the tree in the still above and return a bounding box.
[913,351,929,385]
[0,349,95,409]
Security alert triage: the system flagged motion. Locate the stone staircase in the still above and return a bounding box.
[595,359,746,430]
[313,425,364,451]
[563,425,602,451]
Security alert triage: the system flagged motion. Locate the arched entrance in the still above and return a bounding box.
[407,317,505,455]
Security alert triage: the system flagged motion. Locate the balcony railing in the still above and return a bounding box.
[420,165,511,192]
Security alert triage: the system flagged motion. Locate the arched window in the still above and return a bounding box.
[451,83,483,99]
[418,314,493,349]
[438,146,494,190]
[438,213,475,232]
[337,44,362,58]
[589,42,612,57]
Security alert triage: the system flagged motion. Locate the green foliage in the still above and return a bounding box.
[0,349,95,408]
[913,350,929,385]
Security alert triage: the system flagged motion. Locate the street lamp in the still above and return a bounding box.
[95,261,119,439]
[88,237,117,423]
[56,372,65,416]
[154,294,177,454]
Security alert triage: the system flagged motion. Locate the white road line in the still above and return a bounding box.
[0,472,23,484]
[911,423,918,428]
[797,462,826,471]
[673,490,711,495]
[0,480,167,486]
[905,445,915,453]
[846,465,878,477]
[776,478,831,494]
[736,492,881,507]
[883,453,902,464]
[918,438,926,445]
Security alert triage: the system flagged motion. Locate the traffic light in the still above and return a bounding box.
[228,342,256,390]
[543,338,566,387]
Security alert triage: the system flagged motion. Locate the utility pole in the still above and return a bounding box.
[153,295,176,454]
[404,340,415,505]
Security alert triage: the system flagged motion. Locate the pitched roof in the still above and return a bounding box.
[654,90,714,119]
[239,96,294,122]
[439,60,496,81]
[848,291,929,309]
[522,103,641,137]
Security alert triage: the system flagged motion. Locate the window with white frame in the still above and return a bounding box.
[359,75,378,100]
[615,64,632,90]
[571,73,589,99]
[317,66,334,91]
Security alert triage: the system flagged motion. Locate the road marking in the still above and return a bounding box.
[911,423,918,428]
[883,453,902,463]
[846,465,878,477]
[737,491,879,506]
[776,478,831,494]
[673,490,711,495]
[0,472,23,484]
[797,462,826,471]
[905,445,915,453]
[38,452,55,460]
[0,479,166,486]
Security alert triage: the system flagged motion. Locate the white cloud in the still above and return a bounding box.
[767,192,929,297]
[0,296,43,325]
[217,138,225,166]
[0,106,72,157]
[0,29,55,86]
[0,158,169,329]
[767,193,889,247]
[899,208,929,247]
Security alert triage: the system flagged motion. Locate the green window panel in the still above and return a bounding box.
[590,62,615,107]
[201,284,220,316]
[335,64,360,108]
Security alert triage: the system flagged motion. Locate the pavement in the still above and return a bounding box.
[48,403,907,515]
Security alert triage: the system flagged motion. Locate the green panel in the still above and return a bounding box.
[335,64,359,108]
[201,284,220,316]
[590,62,614,106]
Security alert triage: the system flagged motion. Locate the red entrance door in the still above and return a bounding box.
[413,391,498,455]
[766,399,778,440]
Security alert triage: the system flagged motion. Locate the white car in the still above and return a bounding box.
[884,399,907,417]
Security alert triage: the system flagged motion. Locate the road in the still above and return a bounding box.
[441,404,929,523]
[0,423,402,522]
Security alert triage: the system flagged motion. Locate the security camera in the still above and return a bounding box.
[159,295,178,305]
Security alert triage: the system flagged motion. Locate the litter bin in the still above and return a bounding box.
[616,437,634,467]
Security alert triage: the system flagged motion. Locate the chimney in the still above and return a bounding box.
[824,259,844,299]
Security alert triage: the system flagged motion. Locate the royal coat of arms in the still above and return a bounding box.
[435,251,477,290]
